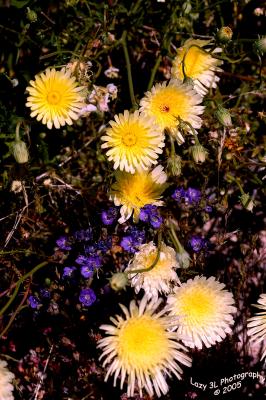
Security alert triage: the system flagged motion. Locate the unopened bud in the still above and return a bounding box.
[253,37,266,54]
[240,193,254,212]
[176,249,191,269]
[167,154,182,176]
[182,2,192,14]
[109,272,128,291]
[190,144,208,163]
[26,7,37,23]
[215,105,232,127]
[12,140,29,164]
[217,26,233,43]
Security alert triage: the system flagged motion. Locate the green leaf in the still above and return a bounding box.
[10,0,31,9]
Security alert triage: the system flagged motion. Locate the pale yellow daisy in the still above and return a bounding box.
[98,295,192,398]
[110,165,167,223]
[171,38,223,96]
[247,293,266,360]
[26,67,86,129]
[139,79,204,144]
[101,110,165,174]
[0,360,15,400]
[166,276,237,349]
[125,241,181,300]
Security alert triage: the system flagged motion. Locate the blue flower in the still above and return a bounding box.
[121,236,136,252]
[79,288,96,306]
[97,237,112,252]
[85,255,102,270]
[101,207,118,225]
[185,188,201,204]
[56,236,72,251]
[188,236,206,253]
[28,295,41,309]
[81,265,94,279]
[139,204,163,229]
[62,266,77,278]
[172,187,186,202]
[150,213,163,229]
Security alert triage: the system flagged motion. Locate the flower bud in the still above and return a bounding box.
[167,154,182,176]
[176,249,191,269]
[215,105,232,127]
[240,193,254,212]
[26,7,37,23]
[190,144,208,163]
[253,37,266,54]
[12,140,29,164]
[109,272,128,291]
[217,27,233,43]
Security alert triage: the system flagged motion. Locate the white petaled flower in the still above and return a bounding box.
[101,110,165,174]
[0,360,15,400]
[125,242,181,300]
[110,165,167,223]
[166,276,237,349]
[98,296,192,398]
[171,38,223,96]
[247,293,266,360]
[139,79,204,144]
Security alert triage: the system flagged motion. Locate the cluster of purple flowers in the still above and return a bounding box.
[172,187,202,204]
[139,205,163,229]
[120,226,146,253]
[101,207,118,226]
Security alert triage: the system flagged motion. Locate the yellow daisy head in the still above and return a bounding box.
[125,241,181,300]
[26,67,86,129]
[166,276,237,349]
[110,165,167,224]
[98,295,192,398]
[139,79,204,144]
[101,110,165,174]
[171,38,223,96]
[247,293,266,360]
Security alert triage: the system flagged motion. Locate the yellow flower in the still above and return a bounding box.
[26,68,86,129]
[98,296,192,398]
[166,276,237,349]
[101,110,165,173]
[247,293,266,360]
[140,79,204,144]
[125,241,181,299]
[110,165,167,223]
[171,39,223,96]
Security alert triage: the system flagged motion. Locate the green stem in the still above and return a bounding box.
[126,231,162,274]
[168,223,183,253]
[147,54,162,90]
[120,31,137,109]
[178,117,200,144]
[0,261,48,317]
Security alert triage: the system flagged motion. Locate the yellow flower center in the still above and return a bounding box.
[117,315,169,369]
[159,104,170,113]
[47,91,62,105]
[178,286,216,325]
[179,46,212,79]
[122,132,137,147]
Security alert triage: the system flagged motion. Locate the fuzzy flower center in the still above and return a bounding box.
[122,131,137,147]
[117,315,169,369]
[178,287,216,323]
[47,90,62,105]
[159,104,170,113]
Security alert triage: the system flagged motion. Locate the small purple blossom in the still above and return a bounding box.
[85,255,102,270]
[97,237,112,251]
[75,255,90,265]
[39,289,51,299]
[140,205,163,229]
[56,236,72,251]
[62,266,77,278]
[79,288,96,306]
[128,227,146,244]
[85,245,98,255]
[205,205,213,213]
[185,188,201,204]
[121,236,136,252]
[150,213,163,229]
[172,188,186,202]
[81,265,94,278]
[28,295,41,309]
[101,207,118,225]
[188,236,206,253]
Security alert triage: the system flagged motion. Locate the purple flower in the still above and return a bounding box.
[172,188,186,202]
[81,265,94,278]
[205,205,213,213]
[62,266,77,278]
[75,255,90,265]
[128,227,146,244]
[188,236,205,253]
[121,236,136,252]
[74,228,92,242]
[85,245,98,255]
[39,289,51,299]
[150,213,163,229]
[28,295,41,309]
[185,188,201,204]
[97,237,112,251]
[140,205,163,229]
[85,255,102,270]
[79,288,96,306]
[56,236,72,251]
[101,207,118,225]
